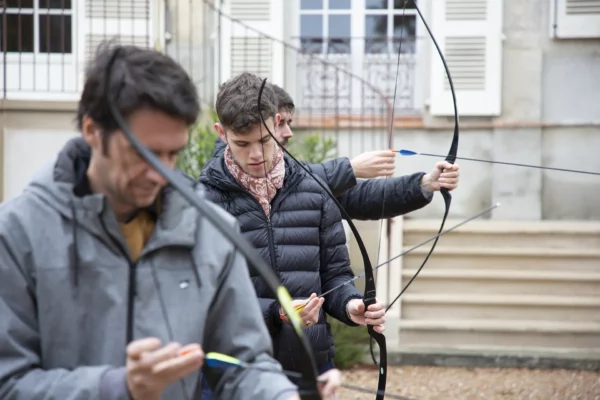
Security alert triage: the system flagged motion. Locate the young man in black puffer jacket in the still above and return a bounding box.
[199,72,387,381]
[211,83,461,222]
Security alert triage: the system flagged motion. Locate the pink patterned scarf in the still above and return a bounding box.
[224,144,285,219]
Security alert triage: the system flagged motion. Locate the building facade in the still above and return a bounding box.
[0,0,162,201]
[1,0,599,362]
[215,0,600,221]
[2,0,599,217]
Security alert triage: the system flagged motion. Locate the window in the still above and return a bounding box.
[550,0,600,38]
[295,0,421,114]
[1,0,73,54]
[0,0,154,101]
[300,0,352,54]
[365,0,417,54]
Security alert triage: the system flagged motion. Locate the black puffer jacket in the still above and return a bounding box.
[199,154,362,372]
[212,137,434,220]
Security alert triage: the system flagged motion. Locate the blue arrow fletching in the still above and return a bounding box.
[398,149,417,156]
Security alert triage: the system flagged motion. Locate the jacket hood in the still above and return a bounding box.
[22,137,201,286]
[25,136,100,220]
[26,136,197,226]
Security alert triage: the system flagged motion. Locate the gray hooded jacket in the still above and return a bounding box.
[0,137,297,399]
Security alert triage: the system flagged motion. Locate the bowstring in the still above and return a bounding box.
[369,0,409,367]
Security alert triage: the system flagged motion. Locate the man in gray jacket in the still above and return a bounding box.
[0,44,335,399]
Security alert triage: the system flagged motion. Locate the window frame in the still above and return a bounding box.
[293,0,427,116]
[0,0,80,100]
[1,1,74,59]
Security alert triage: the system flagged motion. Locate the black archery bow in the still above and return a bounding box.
[387,0,460,312]
[366,0,460,366]
[104,46,322,400]
[257,81,388,400]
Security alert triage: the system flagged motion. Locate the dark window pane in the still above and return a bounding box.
[328,38,349,54]
[5,0,34,8]
[329,0,350,9]
[366,15,387,37]
[39,14,72,53]
[39,0,72,9]
[300,0,322,10]
[393,14,415,37]
[393,15,416,53]
[394,0,416,9]
[301,38,323,53]
[300,14,323,53]
[365,15,387,54]
[366,0,387,9]
[328,14,350,54]
[0,13,34,52]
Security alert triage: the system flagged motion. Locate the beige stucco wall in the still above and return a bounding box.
[0,100,79,201]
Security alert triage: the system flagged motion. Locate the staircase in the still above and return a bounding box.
[395,220,600,364]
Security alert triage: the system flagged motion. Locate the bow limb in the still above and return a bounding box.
[383,0,460,314]
[104,48,321,400]
[258,80,387,400]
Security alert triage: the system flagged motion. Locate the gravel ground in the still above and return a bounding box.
[339,365,600,400]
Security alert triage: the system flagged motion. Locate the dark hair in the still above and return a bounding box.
[271,84,295,115]
[215,72,278,133]
[77,42,200,137]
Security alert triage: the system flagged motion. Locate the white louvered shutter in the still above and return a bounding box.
[429,0,503,116]
[219,0,284,85]
[552,0,600,38]
[84,0,154,63]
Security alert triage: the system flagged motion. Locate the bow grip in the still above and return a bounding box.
[363,286,377,310]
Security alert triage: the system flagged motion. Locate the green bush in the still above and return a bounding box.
[330,319,371,369]
[286,133,337,164]
[176,109,219,179]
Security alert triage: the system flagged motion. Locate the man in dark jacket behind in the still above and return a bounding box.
[212,84,461,221]
[199,73,387,379]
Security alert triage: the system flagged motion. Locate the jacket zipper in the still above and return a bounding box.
[99,218,137,345]
[265,220,278,275]
[125,261,137,344]
[235,186,281,276]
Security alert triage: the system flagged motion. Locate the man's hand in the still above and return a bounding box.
[283,293,324,328]
[346,298,386,333]
[318,368,342,399]
[126,337,204,400]
[420,161,460,192]
[287,368,342,400]
[350,150,396,179]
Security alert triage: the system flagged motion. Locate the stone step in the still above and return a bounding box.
[401,293,600,322]
[402,246,600,272]
[386,346,600,371]
[403,219,600,250]
[400,268,600,296]
[397,319,600,349]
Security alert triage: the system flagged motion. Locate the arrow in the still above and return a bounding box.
[392,149,600,176]
[204,352,418,400]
